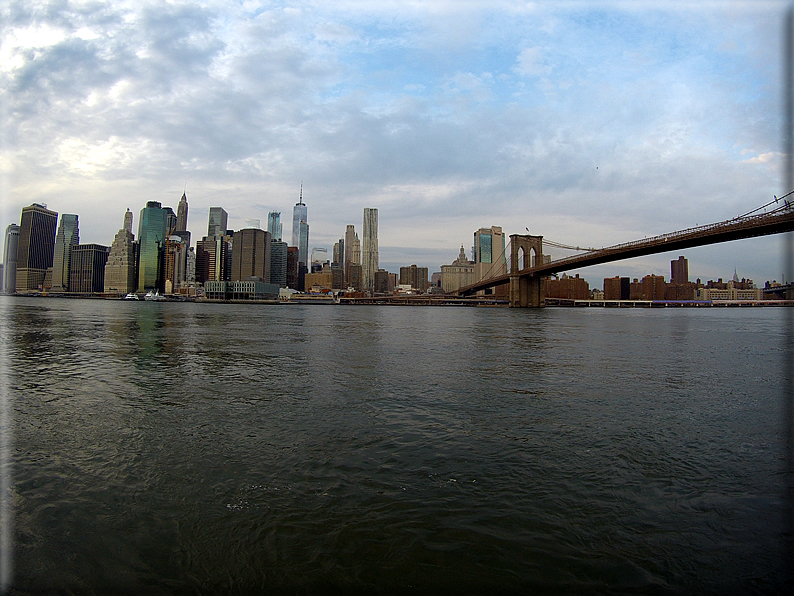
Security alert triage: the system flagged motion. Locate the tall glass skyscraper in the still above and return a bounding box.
[51,214,79,292]
[362,208,378,292]
[137,201,170,291]
[267,211,282,241]
[291,185,308,264]
[208,207,228,238]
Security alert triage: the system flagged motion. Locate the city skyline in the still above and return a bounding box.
[1,2,789,286]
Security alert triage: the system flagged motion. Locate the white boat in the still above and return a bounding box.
[144,290,167,301]
[123,293,140,300]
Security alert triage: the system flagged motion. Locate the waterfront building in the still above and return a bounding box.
[431,272,442,287]
[473,226,506,284]
[230,228,271,282]
[362,208,378,292]
[3,223,20,294]
[51,214,79,292]
[603,276,630,300]
[697,283,763,301]
[104,210,138,295]
[270,240,288,287]
[305,268,334,291]
[545,273,590,300]
[208,207,228,238]
[347,263,363,291]
[267,211,282,241]
[204,280,280,301]
[0,264,3,292]
[69,244,109,293]
[137,201,172,292]
[671,256,689,284]
[374,268,393,294]
[176,192,189,232]
[399,264,429,292]
[16,203,58,293]
[665,282,697,300]
[441,245,474,293]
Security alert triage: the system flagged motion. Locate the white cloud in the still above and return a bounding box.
[514,46,551,77]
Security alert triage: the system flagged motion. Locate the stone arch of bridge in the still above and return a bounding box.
[510,234,543,272]
[509,234,544,307]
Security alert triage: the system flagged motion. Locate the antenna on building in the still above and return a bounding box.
[299,181,303,205]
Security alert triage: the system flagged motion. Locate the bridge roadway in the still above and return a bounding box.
[457,205,794,303]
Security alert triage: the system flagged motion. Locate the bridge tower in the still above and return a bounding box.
[509,234,544,307]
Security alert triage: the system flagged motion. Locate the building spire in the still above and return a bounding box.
[299,181,304,205]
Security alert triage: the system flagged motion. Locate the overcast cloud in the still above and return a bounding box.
[1,0,789,285]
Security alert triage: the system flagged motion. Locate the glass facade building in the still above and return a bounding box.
[137,201,170,291]
[52,214,79,292]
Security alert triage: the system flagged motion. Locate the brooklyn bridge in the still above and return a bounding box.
[456,193,794,307]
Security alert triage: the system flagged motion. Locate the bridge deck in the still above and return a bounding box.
[458,206,794,296]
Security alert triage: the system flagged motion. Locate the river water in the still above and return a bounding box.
[1,297,791,593]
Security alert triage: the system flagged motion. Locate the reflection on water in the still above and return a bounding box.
[2,296,789,592]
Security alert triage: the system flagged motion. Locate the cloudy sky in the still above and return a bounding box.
[1,0,790,286]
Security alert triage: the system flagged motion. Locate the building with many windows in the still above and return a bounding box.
[51,214,79,292]
[362,208,378,292]
[176,192,189,231]
[473,226,506,284]
[69,244,109,293]
[441,245,474,293]
[3,223,19,294]
[104,210,138,295]
[270,240,287,287]
[230,228,271,282]
[399,264,429,292]
[16,203,58,293]
[208,207,228,238]
[137,201,173,292]
[267,211,282,241]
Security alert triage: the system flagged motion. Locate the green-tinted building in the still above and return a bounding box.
[137,201,171,292]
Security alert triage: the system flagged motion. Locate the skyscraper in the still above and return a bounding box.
[51,214,79,292]
[473,226,506,283]
[270,240,287,287]
[16,203,58,293]
[3,224,19,294]
[208,207,228,238]
[362,208,378,292]
[230,228,270,282]
[137,201,171,292]
[298,221,309,266]
[291,185,309,264]
[69,244,109,293]
[176,192,189,231]
[104,210,138,295]
[267,211,282,241]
